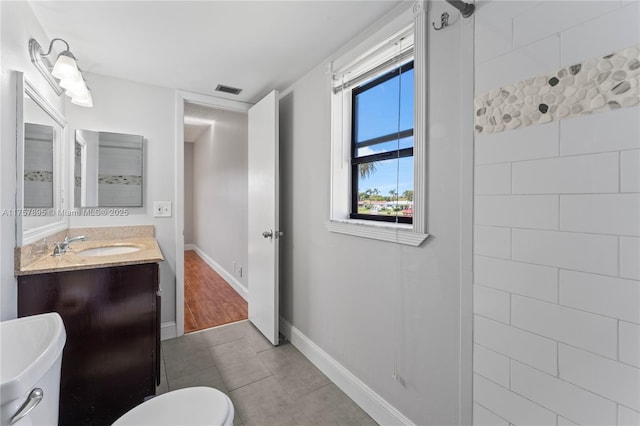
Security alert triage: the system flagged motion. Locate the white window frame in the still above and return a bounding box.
[327,2,429,247]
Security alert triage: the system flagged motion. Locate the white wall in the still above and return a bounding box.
[0,2,66,320]
[184,142,194,246]
[472,2,640,425]
[278,2,473,423]
[190,107,248,290]
[66,73,177,324]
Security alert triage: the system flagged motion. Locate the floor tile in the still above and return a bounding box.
[245,322,277,353]
[168,366,226,392]
[200,320,252,348]
[229,376,301,424]
[258,342,331,398]
[299,383,378,426]
[164,344,216,381]
[162,331,207,361]
[210,338,272,391]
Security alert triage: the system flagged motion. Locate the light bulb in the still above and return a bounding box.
[71,91,93,108]
[71,93,93,108]
[51,51,81,81]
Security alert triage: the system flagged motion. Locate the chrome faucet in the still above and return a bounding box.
[52,235,87,256]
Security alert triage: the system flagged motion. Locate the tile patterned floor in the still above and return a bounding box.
[157,320,377,426]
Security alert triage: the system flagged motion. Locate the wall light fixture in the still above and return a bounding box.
[29,38,93,107]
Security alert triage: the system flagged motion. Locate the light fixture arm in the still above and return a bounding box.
[39,38,75,59]
[28,38,63,95]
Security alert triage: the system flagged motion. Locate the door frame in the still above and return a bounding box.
[174,90,252,338]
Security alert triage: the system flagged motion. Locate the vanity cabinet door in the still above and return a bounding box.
[18,263,159,426]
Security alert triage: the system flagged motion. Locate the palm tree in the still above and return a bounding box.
[402,190,413,201]
[358,162,377,179]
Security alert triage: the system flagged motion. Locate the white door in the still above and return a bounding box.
[248,90,280,345]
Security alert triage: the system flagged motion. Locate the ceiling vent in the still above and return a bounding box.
[215,84,242,95]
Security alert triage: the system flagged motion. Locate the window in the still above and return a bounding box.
[350,60,414,224]
[328,3,428,246]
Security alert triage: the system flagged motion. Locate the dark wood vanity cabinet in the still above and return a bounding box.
[18,263,160,426]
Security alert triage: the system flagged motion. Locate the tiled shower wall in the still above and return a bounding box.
[472,2,640,425]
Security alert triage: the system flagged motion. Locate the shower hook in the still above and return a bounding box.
[433,12,449,30]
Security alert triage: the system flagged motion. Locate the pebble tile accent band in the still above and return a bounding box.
[98,175,142,185]
[25,170,53,182]
[475,45,640,134]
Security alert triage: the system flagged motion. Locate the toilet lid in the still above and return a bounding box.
[113,387,233,426]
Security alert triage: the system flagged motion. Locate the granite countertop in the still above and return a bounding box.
[16,237,164,276]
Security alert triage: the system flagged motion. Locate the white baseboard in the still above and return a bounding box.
[190,245,248,301]
[184,243,196,251]
[161,321,177,341]
[279,317,414,426]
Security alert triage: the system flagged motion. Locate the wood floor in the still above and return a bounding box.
[184,250,248,333]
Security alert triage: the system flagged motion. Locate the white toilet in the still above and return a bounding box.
[0,313,66,426]
[1,313,234,426]
[112,386,234,426]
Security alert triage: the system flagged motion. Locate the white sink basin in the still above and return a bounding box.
[0,313,66,400]
[77,245,141,257]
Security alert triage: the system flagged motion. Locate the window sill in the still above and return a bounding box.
[326,220,429,247]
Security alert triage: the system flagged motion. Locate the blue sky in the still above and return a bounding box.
[355,66,414,196]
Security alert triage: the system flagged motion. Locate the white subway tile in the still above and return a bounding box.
[474,373,556,426]
[476,35,560,95]
[560,194,640,236]
[475,164,511,195]
[620,321,640,368]
[621,150,640,193]
[559,345,640,410]
[473,402,509,426]
[561,2,640,67]
[475,121,559,165]
[474,226,511,259]
[512,295,618,359]
[474,344,510,387]
[561,108,640,156]
[475,315,557,375]
[512,229,619,276]
[511,360,617,426]
[476,18,513,65]
[619,405,640,426]
[560,270,640,324]
[475,195,559,229]
[474,1,539,27]
[558,416,579,426]
[620,237,640,280]
[514,1,620,49]
[512,153,619,194]
[474,285,511,324]
[474,256,558,302]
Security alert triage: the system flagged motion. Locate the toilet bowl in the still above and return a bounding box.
[113,386,234,426]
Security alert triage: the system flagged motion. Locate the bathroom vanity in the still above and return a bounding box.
[16,234,163,426]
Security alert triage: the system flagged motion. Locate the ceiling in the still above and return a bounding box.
[29,1,400,104]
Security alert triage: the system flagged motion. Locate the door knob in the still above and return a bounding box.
[262,230,273,239]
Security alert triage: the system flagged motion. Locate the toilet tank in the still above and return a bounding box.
[0,313,66,426]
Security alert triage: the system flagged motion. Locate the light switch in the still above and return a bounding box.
[153,201,172,217]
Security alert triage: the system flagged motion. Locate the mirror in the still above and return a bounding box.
[17,73,67,245]
[74,130,144,207]
[24,123,54,208]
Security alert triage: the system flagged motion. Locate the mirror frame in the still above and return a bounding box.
[16,72,68,246]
